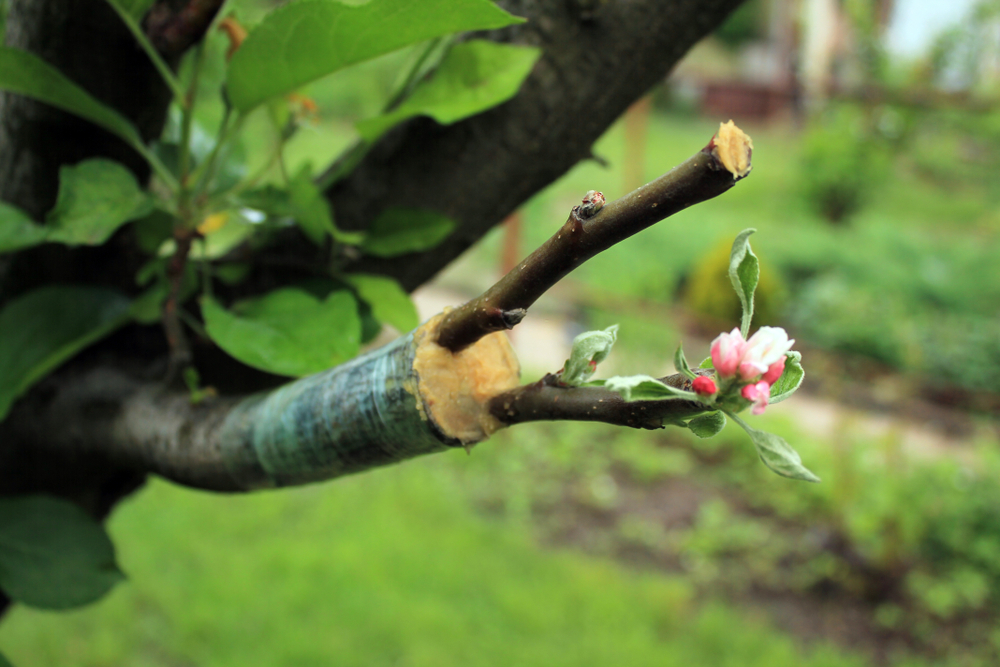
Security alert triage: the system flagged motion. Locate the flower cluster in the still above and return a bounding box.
[698,327,795,414]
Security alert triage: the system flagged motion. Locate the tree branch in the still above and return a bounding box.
[326,0,747,291]
[435,125,751,351]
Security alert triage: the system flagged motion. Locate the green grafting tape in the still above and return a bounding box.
[218,332,453,489]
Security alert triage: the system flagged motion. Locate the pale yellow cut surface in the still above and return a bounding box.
[714,120,753,179]
[412,313,521,445]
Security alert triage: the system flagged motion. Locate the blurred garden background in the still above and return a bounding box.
[3,0,1000,664]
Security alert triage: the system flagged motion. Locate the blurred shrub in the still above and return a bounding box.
[713,0,766,50]
[798,105,891,223]
[682,237,785,329]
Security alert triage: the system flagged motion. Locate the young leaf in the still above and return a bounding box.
[688,411,726,438]
[288,167,363,246]
[226,0,526,112]
[728,228,759,339]
[0,201,48,253]
[769,351,804,404]
[0,286,131,422]
[560,325,618,386]
[361,208,455,257]
[698,356,714,370]
[45,159,153,245]
[357,40,541,142]
[0,495,125,609]
[726,411,820,483]
[0,47,144,149]
[674,342,696,380]
[344,273,419,334]
[604,375,697,402]
[202,289,361,377]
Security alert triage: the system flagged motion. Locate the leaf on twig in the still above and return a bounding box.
[726,411,820,482]
[603,375,697,402]
[226,0,525,112]
[769,351,804,404]
[357,40,541,142]
[0,495,125,609]
[360,208,455,257]
[729,228,759,339]
[202,289,361,377]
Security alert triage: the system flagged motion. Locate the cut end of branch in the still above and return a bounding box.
[413,314,522,445]
[711,120,753,180]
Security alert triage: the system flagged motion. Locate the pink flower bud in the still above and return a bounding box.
[761,356,786,385]
[710,328,746,378]
[741,381,771,415]
[692,376,717,396]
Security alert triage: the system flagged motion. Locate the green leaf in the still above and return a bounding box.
[674,343,696,380]
[287,166,363,246]
[604,374,697,402]
[726,411,820,483]
[0,201,48,253]
[0,495,125,609]
[0,650,12,667]
[560,325,618,386]
[344,273,418,334]
[0,47,144,149]
[769,351,804,404]
[0,286,131,422]
[202,289,361,377]
[698,356,714,370]
[117,0,155,20]
[357,40,540,142]
[45,159,153,246]
[688,411,726,438]
[728,228,759,339]
[361,208,455,257]
[226,0,525,112]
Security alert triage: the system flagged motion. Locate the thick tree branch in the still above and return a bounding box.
[327,0,746,291]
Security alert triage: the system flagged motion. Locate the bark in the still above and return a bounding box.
[328,0,745,290]
[0,0,746,499]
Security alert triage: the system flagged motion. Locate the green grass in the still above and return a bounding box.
[0,457,867,667]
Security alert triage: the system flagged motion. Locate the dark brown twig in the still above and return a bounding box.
[144,0,227,58]
[435,125,752,352]
[488,372,706,429]
[162,228,196,384]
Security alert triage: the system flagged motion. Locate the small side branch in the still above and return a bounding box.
[488,372,706,429]
[435,123,752,352]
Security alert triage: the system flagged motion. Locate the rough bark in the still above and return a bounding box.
[328,0,745,290]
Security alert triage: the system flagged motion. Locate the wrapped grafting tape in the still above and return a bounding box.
[217,314,520,489]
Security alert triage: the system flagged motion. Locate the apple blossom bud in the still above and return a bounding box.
[710,328,745,378]
[692,376,718,396]
[741,381,771,415]
[761,356,786,385]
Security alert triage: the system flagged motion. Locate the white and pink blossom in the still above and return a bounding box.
[737,327,795,381]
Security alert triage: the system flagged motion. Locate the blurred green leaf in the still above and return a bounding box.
[226,0,525,112]
[604,375,696,402]
[728,228,758,339]
[116,0,155,20]
[361,208,455,257]
[0,286,131,421]
[45,159,153,246]
[0,201,47,253]
[357,40,540,142]
[0,650,11,667]
[726,411,819,483]
[288,167,362,246]
[688,411,726,438]
[202,289,361,377]
[345,274,418,334]
[0,47,144,149]
[769,351,803,404]
[0,495,124,609]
